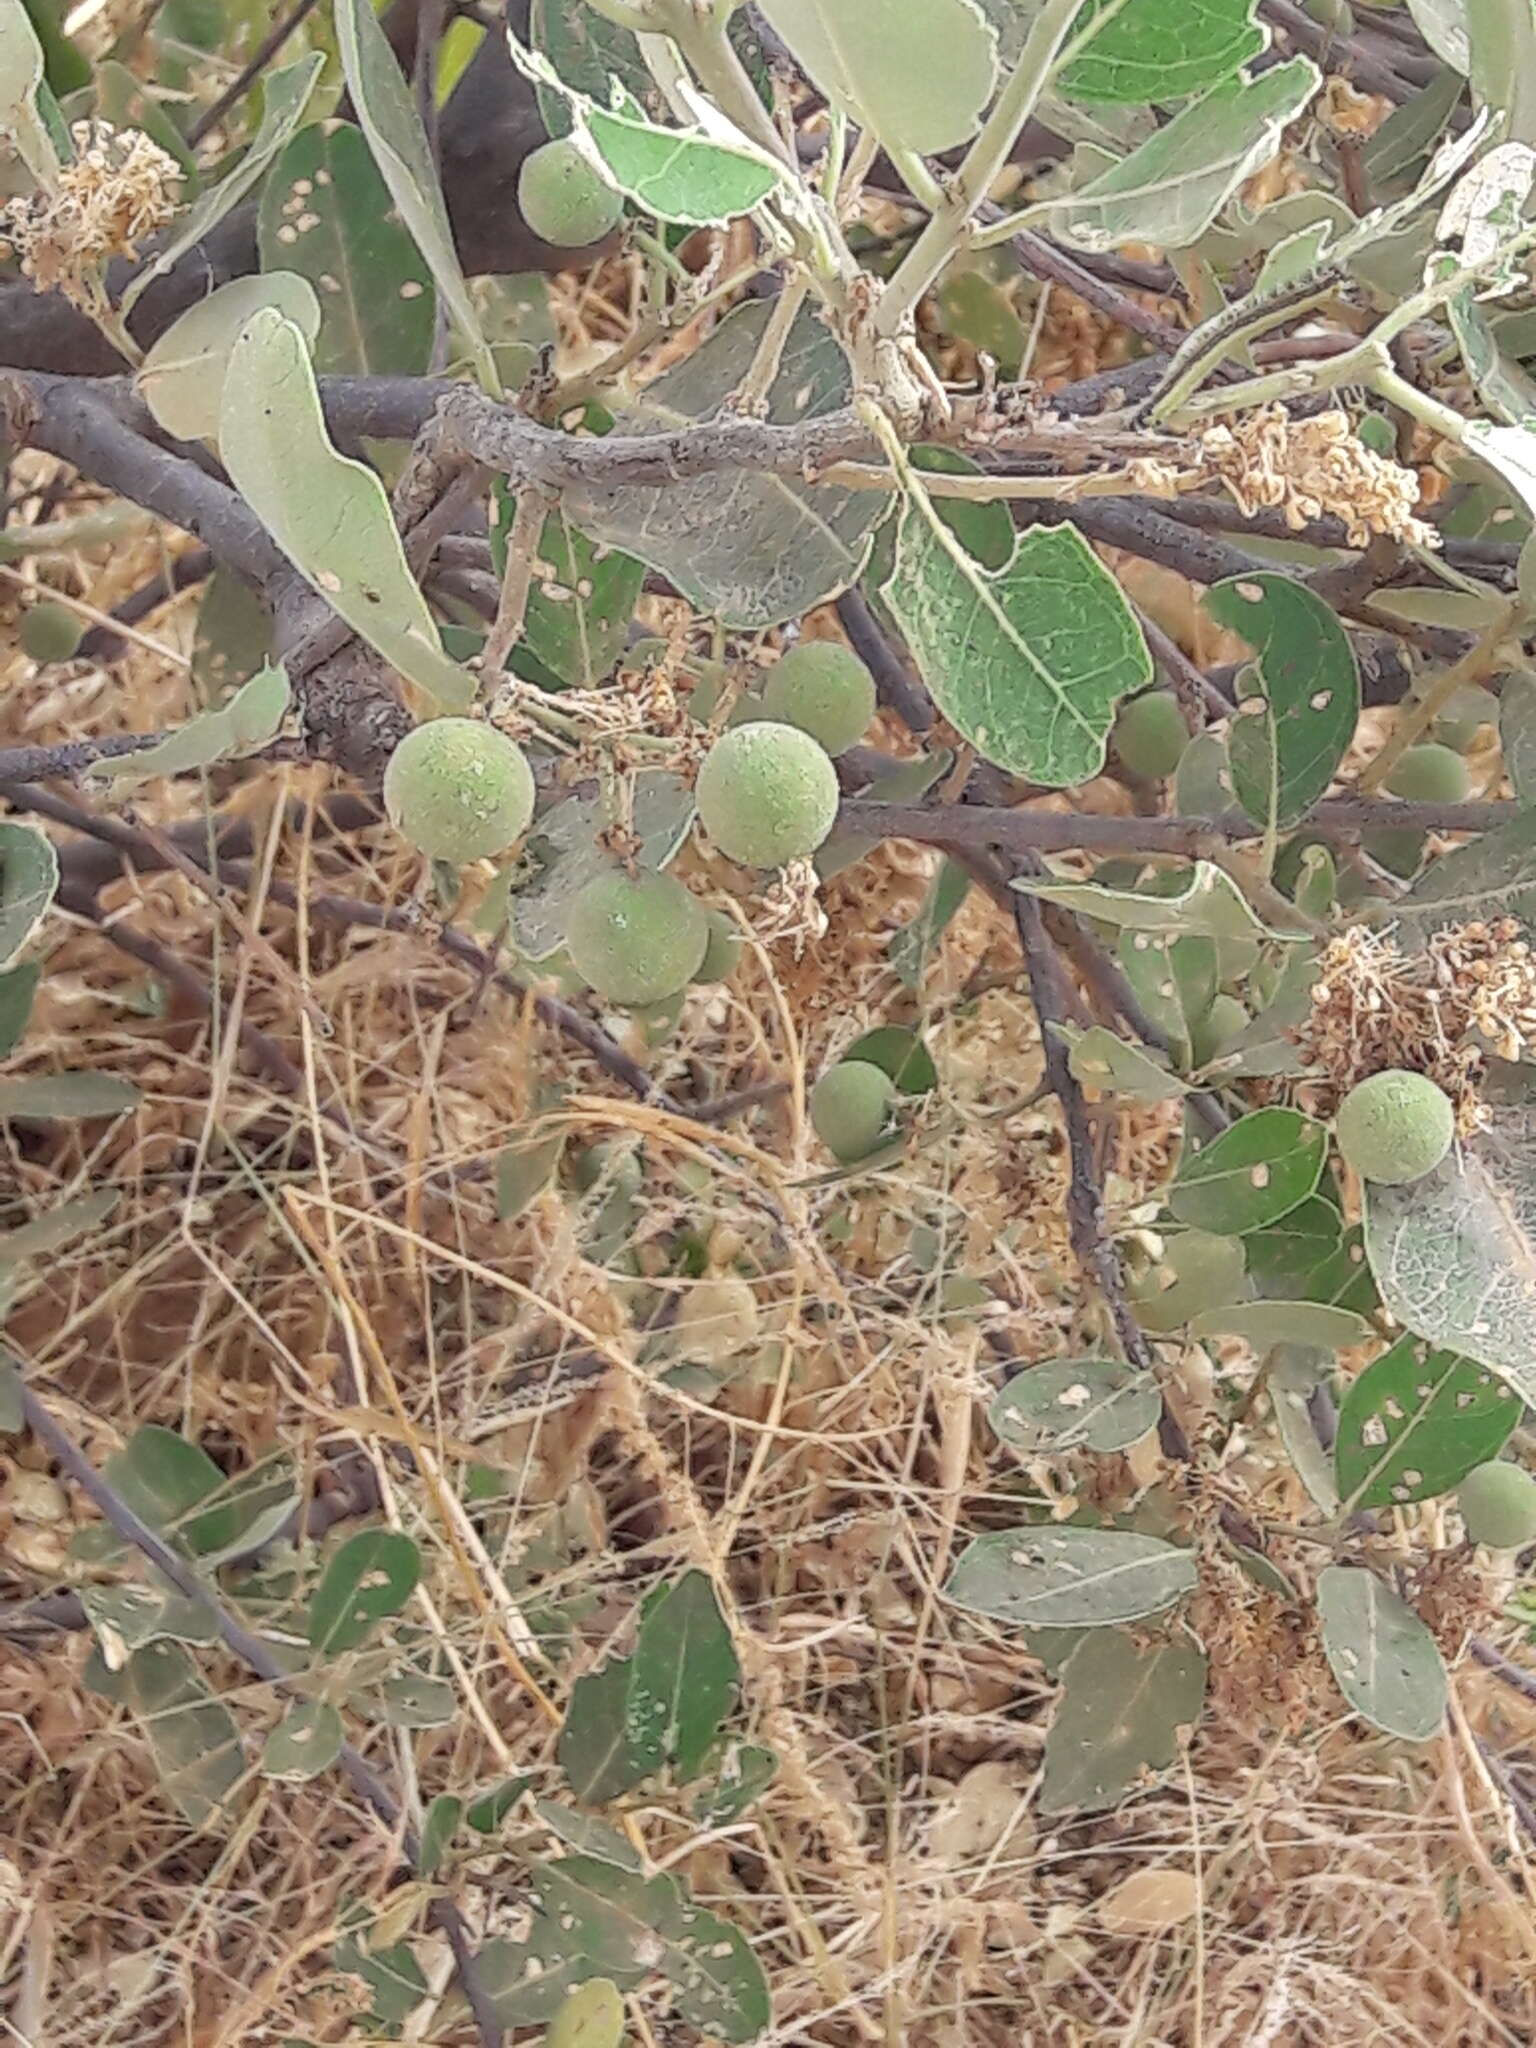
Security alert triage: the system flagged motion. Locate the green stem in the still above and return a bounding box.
[875,0,1085,337]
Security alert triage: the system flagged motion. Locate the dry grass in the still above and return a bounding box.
[2,251,1536,2048]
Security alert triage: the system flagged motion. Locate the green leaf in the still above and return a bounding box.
[889,858,970,988]
[692,1740,777,1826]
[562,298,883,629]
[261,1701,345,1781]
[479,1942,608,2028]
[530,0,657,137]
[93,664,291,788]
[122,1640,248,1829]
[17,0,84,98]
[0,819,57,969]
[844,1024,937,1095]
[1059,0,1264,102]
[418,1794,462,1876]
[0,1188,117,1263]
[1501,669,1536,805]
[1466,0,1536,145]
[1017,860,1299,942]
[336,1934,429,2026]
[496,1132,566,1220]
[104,1425,229,1553]
[1040,1626,1207,1814]
[0,0,60,187]
[334,0,494,390]
[139,276,320,442]
[989,1358,1162,1454]
[220,309,473,708]
[576,90,775,227]
[93,58,197,183]
[559,1654,658,1804]
[1245,1197,1376,1314]
[1047,60,1320,251]
[545,1978,626,2048]
[1363,1111,1536,1404]
[945,1526,1198,1628]
[1169,1107,1327,1234]
[466,1775,531,1832]
[259,121,437,376]
[1271,1346,1340,1511]
[1187,1300,1372,1350]
[307,1528,421,1656]
[532,1796,643,1871]
[120,54,324,317]
[0,1349,21,1433]
[886,492,1152,785]
[193,569,273,700]
[630,1570,739,1782]
[511,771,694,962]
[0,960,38,1058]
[1448,284,1536,428]
[488,485,644,689]
[1335,1334,1520,1510]
[1394,804,1536,944]
[1408,0,1470,71]
[865,449,1013,609]
[1060,1024,1190,1103]
[362,1671,456,1726]
[757,0,998,154]
[79,1579,219,1653]
[0,1070,139,1119]
[1316,1565,1448,1742]
[1205,574,1360,832]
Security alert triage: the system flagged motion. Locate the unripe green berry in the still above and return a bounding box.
[810,1059,894,1163]
[1335,1069,1455,1186]
[1112,692,1188,780]
[565,866,707,1006]
[1457,1460,1536,1549]
[1190,994,1249,1067]
[692,908,742,984]
[673,1276,760,1363]
[383,718,535,864]
[20,601,84,663]
[696,720,839,868]
[517,137,623,248]
[761,642,876,755]
[1385,742,1470,804]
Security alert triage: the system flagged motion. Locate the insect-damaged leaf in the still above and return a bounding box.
[990,1358,1162,1454]
[261,1701,344,1782]
[946,1526,1197,1628]
[488,483,643,689]
[1316,1565,1448,1742]
[630,1571,739,1782]
[0,819,57,969]
[1335,1333,1520,1510]
[558,1653,659,1804]
[885,491,1152,785]
[1170,1107,1328,1234]
[307,1528,421,1656]
[1040,1626,1207,1814]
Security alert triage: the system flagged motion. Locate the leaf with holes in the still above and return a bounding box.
[1206,574,1360,832]
[259,122,436,376]
[94,664,291,789]
[221,309,473,708]
[758,0,997,154]
[1316,1565,1448,1742]
[495,1132,565,1220]
[1335,1334,1520,1510]
[990,1359,1162,1455]
[630,1570,739,1782]
[0,820,56,969]
[886,487,1152,784]
[532,1797,642,1871]
[1040,1625,1207,1814]
[530,0,657,136]
[262,1701,344,1782]
[307,1529,421,1656]
[1048,60,1320,251]
[559,1653,659,1804]
[335,0,494,388]
[1170,1108,1327,1235]
[561,298,882,629]
[946,1526,1197,1628]
[1363,1108,1536,1405]
[693,1741,778,1826]
[120,54,323,316]
[488,484,644,689]
[1244,1196,1377,1315]
[79,1579,219,1654]
[122,1640,248,1829]
[1060,1024,1190,1103]
[138,276,321,443]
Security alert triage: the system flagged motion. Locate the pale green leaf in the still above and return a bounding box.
[1040,1626,1206,1814]
[1061,1023,1190,1102]
[93,664,291,788]
[1408,0,1470,71]
[262,1701,344,1781]
[495,1132,565,1220]
[0,819,57,968]
[945,1526,1198,1628]
[123,1641,248,1829]
[1394,805,1536,943]
[79,1579,220,1653]
[1271,1346,1340,1511]
[886,492,1152,785]
[120,55,323,317]
[1335,1334,1520,1510]
[1316,1565,1448,1742]
[758,0,997,154]
[531,1798,642,1871]
[0,960,38,1059]
[0,1070,140,1118]
[1187,1300,1372,1349]
[1047,59,1320,252]
[579,88,779,226]
[990,1358,1162,1454]
[0,1189,117,1262]
[220,309,473,708]
[1501,668,1536,802]
[335,0,494,388]
[0,0,58,187]
[1016,861,1301,942]
[512,771,694,962]
[138,276,320,443]
[545,1978,626,2048]
[1466,0,1536,145]
[889,858,971,988]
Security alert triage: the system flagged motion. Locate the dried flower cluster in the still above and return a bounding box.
[0,121,181,310]
[1195,406,1437,547]
[1294,918,1536,1125]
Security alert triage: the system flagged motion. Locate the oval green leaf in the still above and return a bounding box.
[1170,1107,1328,1235]
[0,819,57,969]
[990,1358,1162,1453]
[945,1525,1198,1628]
[759,0,997,155]
[138,276,321,443]
[1316,1564,1448,1742]
[1335,1333,1521,1510]
[262,1700,344,1781]
[307,1528,421,1656]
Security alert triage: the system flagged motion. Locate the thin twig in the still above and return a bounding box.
[186,0,327,145]
[833,589,936,733]
[481,484,555,679]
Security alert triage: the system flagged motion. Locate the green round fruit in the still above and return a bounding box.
[20,601,84,663]
[1190,994,1249,1068]
[1434,685,1495,753]
[1385,742,1470,804]
[696,720,840,868]
[673,1276,760,1363]
[1113,692,1188,780]
[692,908,742,984]
[517,137,623,248]
[1457,1460,1536,1549]
[565,865,708,1006]
[383,718,535,864]
[761,641,876,756]
[810,1059,894,1163]
[1335,1069,1455,1186]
